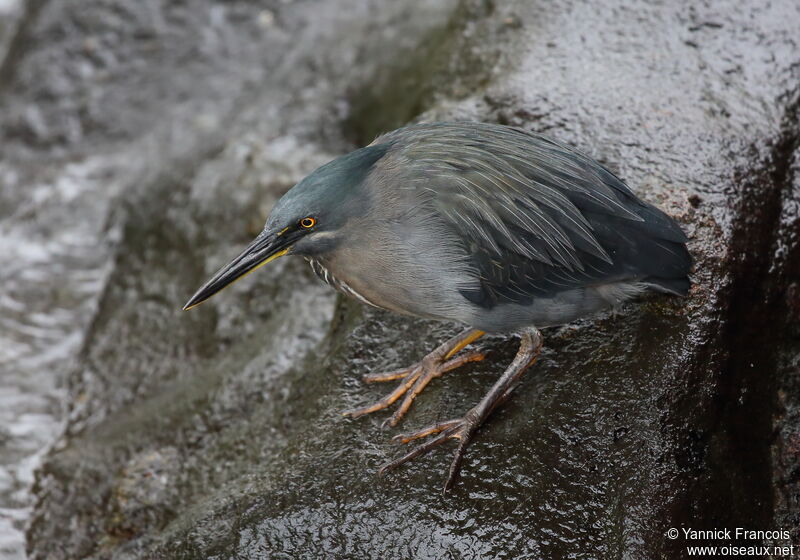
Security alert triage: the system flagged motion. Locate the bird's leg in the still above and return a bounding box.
[379,328,543,492]
[343,329,485,426]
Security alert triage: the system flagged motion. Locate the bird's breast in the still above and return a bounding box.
[302,229,476,326]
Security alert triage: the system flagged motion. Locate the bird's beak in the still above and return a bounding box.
[183,231,291,310]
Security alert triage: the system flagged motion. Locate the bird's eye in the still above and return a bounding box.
[299,217,316,229]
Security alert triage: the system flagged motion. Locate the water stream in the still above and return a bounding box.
[0,156,116,558]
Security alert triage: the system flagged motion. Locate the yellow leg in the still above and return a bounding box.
[444,330,485,360]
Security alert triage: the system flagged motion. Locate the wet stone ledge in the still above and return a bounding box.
[0,0,794,559]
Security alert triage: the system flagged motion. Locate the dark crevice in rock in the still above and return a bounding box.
[671,89,800,544]
[768,92,800,545]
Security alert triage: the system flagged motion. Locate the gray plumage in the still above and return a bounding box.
[183,120,693,490]
[268,121,690,332]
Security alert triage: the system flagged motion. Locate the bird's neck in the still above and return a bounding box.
[304,256,382,309]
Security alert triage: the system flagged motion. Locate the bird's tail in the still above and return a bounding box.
[586,198,693,296]
[632,213,692,296]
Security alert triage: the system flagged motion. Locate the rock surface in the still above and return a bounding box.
[0,0,796,558]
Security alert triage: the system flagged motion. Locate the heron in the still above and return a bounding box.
[184,121,691,491]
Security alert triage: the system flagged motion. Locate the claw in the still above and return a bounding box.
[344,328,546,491]
[343,330,485,424]
[379,414,480,491]
[378,430,453,475]
[375,329,543,491]
[444,436,473,492]
[343,366,426,418]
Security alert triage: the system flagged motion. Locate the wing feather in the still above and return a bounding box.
[375,122,691,308]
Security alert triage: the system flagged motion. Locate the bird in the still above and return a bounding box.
[183,121,692,491]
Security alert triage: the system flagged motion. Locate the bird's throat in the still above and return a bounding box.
[305,257,383,309]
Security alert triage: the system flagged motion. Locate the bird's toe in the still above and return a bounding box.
[361,365,418,383]
[379,413,482,492]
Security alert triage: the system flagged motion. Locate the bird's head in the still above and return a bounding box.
[183,142,391,310]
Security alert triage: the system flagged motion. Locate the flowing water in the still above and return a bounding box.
[0,155,119,558]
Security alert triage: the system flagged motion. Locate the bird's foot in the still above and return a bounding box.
[342,329,485,427]
[376,330,542,491]
[378,408,486,492]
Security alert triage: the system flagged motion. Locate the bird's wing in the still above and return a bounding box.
[379,122,688,307]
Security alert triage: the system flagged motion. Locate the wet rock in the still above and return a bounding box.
[0,0,794,559]
[106,448,180,542]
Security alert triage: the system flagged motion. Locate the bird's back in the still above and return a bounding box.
[363,122,691,331]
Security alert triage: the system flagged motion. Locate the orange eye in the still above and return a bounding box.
[300,217,316,229]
